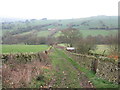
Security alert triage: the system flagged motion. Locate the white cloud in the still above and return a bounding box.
[0,0,119,19]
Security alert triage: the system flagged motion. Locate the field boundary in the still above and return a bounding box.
[64,50,118,83]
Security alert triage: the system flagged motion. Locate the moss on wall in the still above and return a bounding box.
[67,51,118,83]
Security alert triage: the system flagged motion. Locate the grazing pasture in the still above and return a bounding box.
[79,30,117,37]
[91,45,110,55]
[2,45,48,53]
[37,30,50,37]
[53,30,117,37]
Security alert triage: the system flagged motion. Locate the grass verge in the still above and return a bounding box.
[55,48,118,88]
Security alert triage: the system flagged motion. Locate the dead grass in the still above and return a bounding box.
[2,52,51,88]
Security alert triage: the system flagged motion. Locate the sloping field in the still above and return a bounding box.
[91,45,110,55]
[37,31,51,37]
[53,30,118,37]
[80,30,117,37]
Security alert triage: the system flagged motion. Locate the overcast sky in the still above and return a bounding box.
[0,0,119,19]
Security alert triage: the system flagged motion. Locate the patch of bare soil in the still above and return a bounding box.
[77,70,94,88]
[54,45,65,49]
[42,65,52,70]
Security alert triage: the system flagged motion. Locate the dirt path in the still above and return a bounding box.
[47,48,94,88]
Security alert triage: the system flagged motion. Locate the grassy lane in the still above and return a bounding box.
[30,47,118,88]
[56,48,118,88]
[30,47,82,88]
[49,48,82,88]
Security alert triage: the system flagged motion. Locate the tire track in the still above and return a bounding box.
[55,48,94,88]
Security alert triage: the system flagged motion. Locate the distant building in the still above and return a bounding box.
[48,28,56,31]
[66,47,75,52]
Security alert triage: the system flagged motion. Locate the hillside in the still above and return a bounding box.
[1,16,118,38]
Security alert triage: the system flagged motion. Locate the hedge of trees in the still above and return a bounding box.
[2,28,118,55]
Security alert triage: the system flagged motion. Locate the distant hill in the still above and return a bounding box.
[0,17,26,22]
[1,15,118,37]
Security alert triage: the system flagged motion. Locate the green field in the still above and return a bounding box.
[80,30,117,37]
[91,45,111,55]
[16,30,34,36]
[18,29,117,38]
[37,30,50,37]
[2,45,48,53]
[2,16,117,38]
[53,30,118,38]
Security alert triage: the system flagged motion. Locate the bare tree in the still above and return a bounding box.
[60,28,82,47]
[75,37,96,54]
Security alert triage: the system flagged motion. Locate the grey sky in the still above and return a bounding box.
[0,0,119,19]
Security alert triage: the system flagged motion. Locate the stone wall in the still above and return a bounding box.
[0,46,53,64]
[66,51,118,83]
[1,51,51,88]
[96,59,118,83]
[1,52,49,64]
[1,49,119,83]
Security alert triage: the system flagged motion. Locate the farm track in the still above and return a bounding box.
[47,47,94,88]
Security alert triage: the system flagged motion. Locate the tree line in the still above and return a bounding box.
[2,28,118,55]
[58,28,118,54]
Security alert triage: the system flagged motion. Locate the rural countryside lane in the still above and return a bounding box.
[47,47,94,88]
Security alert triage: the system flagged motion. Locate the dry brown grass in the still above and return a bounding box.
[2,52,50,88]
